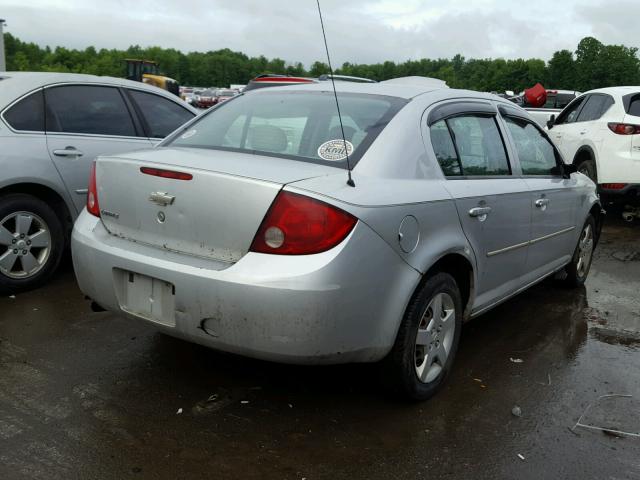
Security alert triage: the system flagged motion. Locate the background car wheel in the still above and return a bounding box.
[383,272,463,401]
[562,215,596,288]
[0,194,64,295]
[576,159,597,183]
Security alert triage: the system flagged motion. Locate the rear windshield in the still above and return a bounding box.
[543,93,576,109]
[167,91,407,167]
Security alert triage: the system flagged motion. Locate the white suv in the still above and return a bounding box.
[548,87,640,205]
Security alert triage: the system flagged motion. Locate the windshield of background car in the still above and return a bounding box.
[168,91,407,168]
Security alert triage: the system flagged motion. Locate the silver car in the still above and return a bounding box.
[72,78,601,400]
[0,72,197,294]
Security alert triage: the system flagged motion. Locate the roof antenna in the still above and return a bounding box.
[316,0,355,187]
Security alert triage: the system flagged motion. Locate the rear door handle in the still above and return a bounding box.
[469,206,492,218]
[53,148,84,157]
[579,131,587,135]
[535,198,550,208]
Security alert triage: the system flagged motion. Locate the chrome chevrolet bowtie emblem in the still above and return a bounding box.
[149,192,175,206]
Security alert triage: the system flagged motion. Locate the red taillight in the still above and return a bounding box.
[601,183,628,190]
[250,191,357,255]
[607,123,640,135]
[140,167,193,181]
[87,161,100,217]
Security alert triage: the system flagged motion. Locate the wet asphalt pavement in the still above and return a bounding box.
[1,218,639,480]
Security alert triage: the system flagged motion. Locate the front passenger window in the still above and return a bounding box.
[555,96,585,125]
[504,117,558,175]
[128,90,195,138]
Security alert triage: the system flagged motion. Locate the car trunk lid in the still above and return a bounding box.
[96,147,339,263]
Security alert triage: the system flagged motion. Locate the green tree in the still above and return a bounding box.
[3,32,639,92]
[547,50,575,89]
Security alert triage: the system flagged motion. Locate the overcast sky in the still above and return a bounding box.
[1,0,638,66]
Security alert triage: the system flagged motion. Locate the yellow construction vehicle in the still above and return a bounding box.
[125,59,179,96]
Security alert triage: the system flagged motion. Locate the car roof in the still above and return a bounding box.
[0,71,194,110]
[583,86,640,96]
[247,76,451,100]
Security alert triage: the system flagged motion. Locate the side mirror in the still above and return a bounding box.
[546,114,556,130]
[563,163,578,178]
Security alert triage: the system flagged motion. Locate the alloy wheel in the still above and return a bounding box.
[576,223,594,278]
[414,292,456,384]
[0,211,52,279]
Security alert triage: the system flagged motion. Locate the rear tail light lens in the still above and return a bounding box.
[607,123,640,135]
[87,161,100,217]
[601,183,628,190]
[250,191,357,255]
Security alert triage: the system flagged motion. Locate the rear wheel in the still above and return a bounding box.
[0,194,64,295]
[563,215,596,288]
[576,159,597,183]
[384,272,462,401]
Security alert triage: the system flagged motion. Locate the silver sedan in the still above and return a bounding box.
[0,72,197,294]
[72,78,601,400]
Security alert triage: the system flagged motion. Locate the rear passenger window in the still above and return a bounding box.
[45,85,136,137]
[504,117,558,175]
[4,90,45,131]
[446,115,510,176]
[128,90,194,138]
[430,120,461,176]
[577,95,611,122]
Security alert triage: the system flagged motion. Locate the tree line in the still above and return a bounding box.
[4,33,639,92]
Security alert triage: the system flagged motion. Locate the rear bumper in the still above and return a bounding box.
[599,183,640,204]
[71,211,419,364]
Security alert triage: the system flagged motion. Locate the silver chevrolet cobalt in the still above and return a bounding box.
[72,78,601,400]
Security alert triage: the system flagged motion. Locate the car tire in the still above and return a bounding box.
[562,215,596,288]
[0,194,65,295]
[577,159,597,183]
[383,272,463,401]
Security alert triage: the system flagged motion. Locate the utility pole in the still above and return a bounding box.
[0,19,6,71]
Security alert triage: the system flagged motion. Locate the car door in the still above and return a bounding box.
[124,88,196,144]
[44,84,153,214]
[428,105,531,311]
[550,95,587,159]
[559,94,612,161]
[502,113,578,277]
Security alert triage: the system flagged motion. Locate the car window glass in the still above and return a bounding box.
[505,117,558,175]
[628,95,640,116]
[555,93,576,109]
[129,90,194,138]
[447,115,510,176]
[170,91,406,168]
[430,120,461,176]
[555,96,585,124]
[45,85,136,136]
[599,96,614,117]
[577,95,608,122]
[245,116,309,156]
[4,90,45,131]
